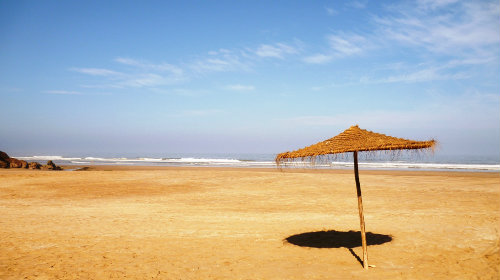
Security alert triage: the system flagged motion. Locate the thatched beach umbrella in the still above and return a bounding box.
[276,125,436,269]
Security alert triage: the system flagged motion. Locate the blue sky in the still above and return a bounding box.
[1,0,499,156]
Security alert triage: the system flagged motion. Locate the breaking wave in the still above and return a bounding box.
[13,154,499,171]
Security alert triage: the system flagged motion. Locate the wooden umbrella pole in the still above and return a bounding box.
[354,151,368,269]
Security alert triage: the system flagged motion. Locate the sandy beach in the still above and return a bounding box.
[0,167,498,279]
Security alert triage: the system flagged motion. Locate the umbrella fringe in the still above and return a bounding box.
[275,146,436,167]
[275,126,436,167]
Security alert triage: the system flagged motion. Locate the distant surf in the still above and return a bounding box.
[14,153,500,172]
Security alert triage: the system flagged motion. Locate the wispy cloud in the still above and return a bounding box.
[303,33,368,64]
[303,54,334,64]
[360,64,469,84]
[190,58,241,73]
[346,1,366,9]
[416,0,460,10]
[325,7,337,16]
[71,40,303,91]
[117,73,172,88]
[376,1,500,55]
[306,1,499,70]
[71,68,122,77]
[327,34,367,56]
[189,50,251,73]
[304,1,500,83]
[72,58,186,89]
[43,90,81,95]
[255,43,299,59]
[149,88,210,97]
[115,57,183,75]
[445,57,498,69]
[224,84,255,91]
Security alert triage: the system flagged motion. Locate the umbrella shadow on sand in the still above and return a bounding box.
[285,230,393,267]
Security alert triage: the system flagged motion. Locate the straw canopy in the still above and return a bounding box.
[276,125,436,164]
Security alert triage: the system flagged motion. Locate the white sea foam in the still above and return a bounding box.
[16,155,82,161]
[326,161,500,171]
[12,154,500,171]
[84,157,108,161]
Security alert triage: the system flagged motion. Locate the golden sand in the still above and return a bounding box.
[0,167,498,279]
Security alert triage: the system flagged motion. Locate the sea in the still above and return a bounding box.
[13,153,500,172]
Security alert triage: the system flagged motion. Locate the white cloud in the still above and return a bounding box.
[208,49,231,56]
[446,57,498,67]
[43,90,81,95]
[361,65,469,84]
[189,51,250,73]
[302,33,368,64]
[255,43,298,59]
[303,54,334,64]
[72,57,186,89]
[191,58,234,72]
[71,68,122,77]
[377,1,500,54]
[115,57,183,76]
[115,57,142,66]
[359,53,497,84]
[117,73,171,88]
[149,88,210,97]
[72,40,301,90]
[224,84,255,91]
[325,7,337,16]
[346,1,366,9]
[327,34,366,56]
[417,0,460,10]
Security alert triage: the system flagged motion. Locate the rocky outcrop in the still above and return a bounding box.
[0,151,10,168]
[0,151,62,170]
[42,160,62,170]
[1,151,28,168]
[28,162,41,169]
[9,158,28,168]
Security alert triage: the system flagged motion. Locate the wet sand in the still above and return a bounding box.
[0,167,498,279]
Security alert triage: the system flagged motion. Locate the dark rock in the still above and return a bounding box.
[0,151,10,168]
[9,158,28,168]
[46,160,56,169]
[0,151,10,161]
[28,162,41,169]
[42,160,62,170]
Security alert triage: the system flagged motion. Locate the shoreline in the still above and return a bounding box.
[3,163,498,177]
[59,164,500,177]
[12,154,500,173]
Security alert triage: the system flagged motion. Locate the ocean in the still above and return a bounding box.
[14,153,500,172]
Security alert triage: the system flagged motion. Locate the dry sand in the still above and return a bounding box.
[0,167,498,279]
